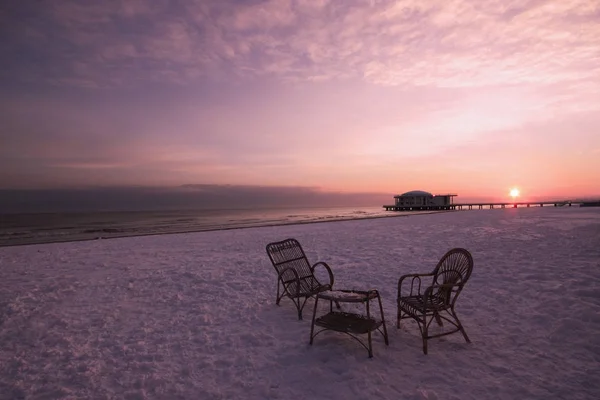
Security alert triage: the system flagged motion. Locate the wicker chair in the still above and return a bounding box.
[266,238,335,320]
[397,248,474,354]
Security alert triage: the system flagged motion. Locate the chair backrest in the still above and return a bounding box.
[266,238,315,284]
[432,248,474,303]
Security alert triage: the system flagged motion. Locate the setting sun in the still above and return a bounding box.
[510,188,520,198]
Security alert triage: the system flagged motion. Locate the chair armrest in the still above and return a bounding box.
[277,267,301,295]
[398,272,434,298]
[311,261,334,288]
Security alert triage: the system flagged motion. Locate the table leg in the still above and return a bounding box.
[377,292,389,345]
[366,298,373,358]
[309,295,319,345]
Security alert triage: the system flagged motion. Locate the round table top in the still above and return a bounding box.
[317,289,379,302]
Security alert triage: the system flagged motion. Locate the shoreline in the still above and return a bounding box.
[0,209,454,248]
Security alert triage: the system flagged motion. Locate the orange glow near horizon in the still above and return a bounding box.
[510,188,520,199]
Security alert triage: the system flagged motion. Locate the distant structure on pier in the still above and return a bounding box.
[385,190,457,211]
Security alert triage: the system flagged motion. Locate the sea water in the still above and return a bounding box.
[0,206,412,246]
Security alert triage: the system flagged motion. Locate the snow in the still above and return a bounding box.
[1,207,599,399]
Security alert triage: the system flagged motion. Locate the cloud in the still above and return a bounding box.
[225,0,296,30]
[2,0,598,92]
[1,0,599,194]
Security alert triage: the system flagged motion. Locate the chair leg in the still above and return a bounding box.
[293,297,303,320]
[296,297,312,320]
[276,282,281,305]
[434,312,443,326]
[451,309,470,343]
[397,307,402,329]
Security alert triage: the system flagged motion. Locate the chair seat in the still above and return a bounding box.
[398,294,448,316]
[285,277,331,298]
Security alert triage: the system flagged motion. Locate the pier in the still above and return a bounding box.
[383,200,582,212]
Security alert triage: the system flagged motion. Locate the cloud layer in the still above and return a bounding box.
[1,1,599,200]
[2,0,599,89]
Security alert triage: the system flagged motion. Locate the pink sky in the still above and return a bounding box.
[1,0,599,202]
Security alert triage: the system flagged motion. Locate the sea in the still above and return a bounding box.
[0,206,419,247]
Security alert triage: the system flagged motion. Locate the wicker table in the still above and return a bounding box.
[309,289,389,358]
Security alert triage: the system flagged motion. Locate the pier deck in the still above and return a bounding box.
[383,201,582,212]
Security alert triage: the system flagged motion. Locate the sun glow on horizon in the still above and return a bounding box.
[510,188,520,199]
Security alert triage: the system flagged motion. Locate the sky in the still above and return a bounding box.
[1,0,599,207]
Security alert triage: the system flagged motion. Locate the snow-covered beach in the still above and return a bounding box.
[1,207,599,399]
